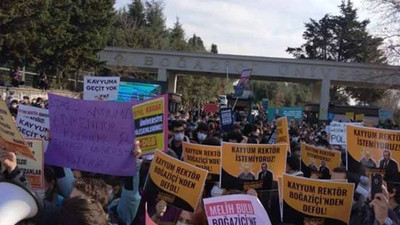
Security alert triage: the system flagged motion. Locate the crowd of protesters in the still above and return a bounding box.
[1,95,400,225]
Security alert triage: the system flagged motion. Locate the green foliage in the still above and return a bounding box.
[286,0,387,105]
[251,81,311,107]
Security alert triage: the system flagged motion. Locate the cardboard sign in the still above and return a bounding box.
[282,174,354,225]
[183,142,221,181]
[16,113,50,152]
[84,76,120,101]
[347,125,400,181]
[276,117,290,153]
[329,122,362,145]
[220,142,287,190]
[45,94,136,176]
[17,104,49,125]
[203,194,272,225]
[0,101,33,159]
[16,139,44,190]
[204,104,219,114]
[145,151,208,212]
[220,107,234,132]
[234,69,252,98]
[300,143,341,179]
[132,95,168,155]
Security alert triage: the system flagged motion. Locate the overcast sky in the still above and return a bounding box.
[114,0,379,58]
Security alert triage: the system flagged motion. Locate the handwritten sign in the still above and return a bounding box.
[203,194,272,225]
[84,76,120,101]
[45,94,136,176]
[0,100,33,159]
[132,95,168,155]
[16,139,44,189]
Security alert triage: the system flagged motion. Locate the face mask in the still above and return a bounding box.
[197,132,207,142]
[292,137,299,142]
[174,133,184,141]
[211,185,223,197]
[176,222,189,225]
[11,104,17,108]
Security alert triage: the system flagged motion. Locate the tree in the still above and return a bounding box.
[169,18,187,51]
[211,44,218,53]
[0,0,49,67]
[128,0,146,27]
[144,0,168,49]
[188,34,206,52]
[287,0,387,105]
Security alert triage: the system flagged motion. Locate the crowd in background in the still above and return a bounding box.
[1,96,400,225]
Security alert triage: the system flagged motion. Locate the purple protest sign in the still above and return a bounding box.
[45,93,136,176]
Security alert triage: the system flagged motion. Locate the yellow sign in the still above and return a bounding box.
[0,100,33,159]
[16,139,44,189]
[355,114,364,122]
[345,112,354,120]
[183,142,221,181]
[146,151,208,212]
[276,117,290,153]
[301,143,341,179]
[347,124,400,174]
[132,95,167,154]
[221,142,287,190]
[283,174,354,225]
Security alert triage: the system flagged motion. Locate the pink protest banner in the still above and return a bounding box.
[145,203,157,225]
[45,94,136,176]
[203,194,272,225]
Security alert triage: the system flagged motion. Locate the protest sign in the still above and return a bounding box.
[16,139,44,190]
[283,174,354,225]
[268,107,303,121]
[355,114,364,122]
[203,194,272,225]
[345,112,354,120]
[83,76,120,101]
[145,151,208,212]
[329,122,362,145]
[16,111,50,152]
[183,142,221,181]
[300,143,341,179]
[262,99,269,113]
[17,104,49,125]
[45,94,136,176]
[379,109,392,123]
[132,95,168,155]
[346,124,400,181]
[0,101,33,159]
[234,69,252,98]
[219,107,234,132]
[278,175,283,220]
[145,203,157,225]
[204,103,218,114]
[220,142,287,190]
[276,117,290,153]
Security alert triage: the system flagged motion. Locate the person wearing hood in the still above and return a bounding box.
[193,122,210,144]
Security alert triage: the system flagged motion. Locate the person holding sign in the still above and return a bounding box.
[0,150,31,189]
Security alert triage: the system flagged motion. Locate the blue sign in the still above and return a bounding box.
[220,108,234,132]
[233,69,252,98]
[268,107,303,121]
[328,113,335,121]
[262,99,269,113]
[379,109,392,122]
